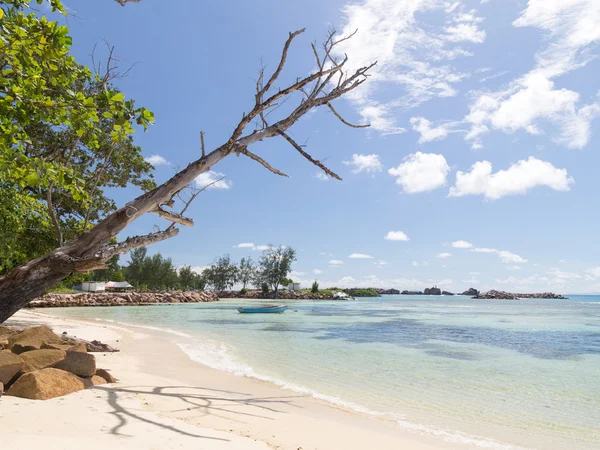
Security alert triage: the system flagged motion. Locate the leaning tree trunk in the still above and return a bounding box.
[0,28,375,323]
[0,146,227,323]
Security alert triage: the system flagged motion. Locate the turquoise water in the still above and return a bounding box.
[49,295,600,449]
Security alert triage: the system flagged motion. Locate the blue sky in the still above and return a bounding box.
[57,0,600,293]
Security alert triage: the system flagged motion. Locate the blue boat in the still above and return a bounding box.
[237,305,287,314]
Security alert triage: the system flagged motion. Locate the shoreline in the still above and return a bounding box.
[1,309,500,450]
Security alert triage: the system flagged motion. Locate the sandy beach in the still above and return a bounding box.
[0,309,482,450]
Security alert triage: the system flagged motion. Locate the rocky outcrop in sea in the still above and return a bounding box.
[424,287,442,295]
[376,289,400,295]
[401,290,423,295]
[474,290,567,300]
[461,288,480,296]
[218,290,334,300]
[27,291,218,308]
[474,290,519,300]
[442,291,454,296]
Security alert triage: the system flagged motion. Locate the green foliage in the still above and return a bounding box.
[311,280,319,293]
[341,288,380,297]
[88,255,122,282]
[122,247,179,290]
[280,278,293,288]
[261,283,269,294]
[204,255,238,293]
[0,0,155,274]
[239,287,247,295]
[237,256,255,289]
[178,265,205,290]
[255,245,296,297]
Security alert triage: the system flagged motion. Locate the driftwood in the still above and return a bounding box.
[59,333,120,353]
[0,29,374,323]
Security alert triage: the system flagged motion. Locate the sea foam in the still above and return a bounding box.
[177,336,526,450]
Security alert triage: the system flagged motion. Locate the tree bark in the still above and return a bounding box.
[0,28,374,323]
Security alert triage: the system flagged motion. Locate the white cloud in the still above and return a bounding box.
[410,117,463,143]
[497,251,527,264]
[359,104,406,135]
[195,171,232,189]
[232,243,269,251]
[343,154,383,174]
[348,253,374,259]
[313,269,323,275]
[471,247,527,264]
[374,260,389,266]
[412,260,429,267]
[145,154,169,166]
[507,265,521,270]
[233,242,255,248]
[449,157,573,199]
[388,152,450,193]
[385,231,409,241]
[445,23,486,44]
[585,267,600,280]
[465,74,600,149]
[315,172,329,181]
[333,0,482,133]
[463,0,600,149]
[452,240,473,249]
[437,252,452,259]
[548,268,582,280]
[329,260,344,266]
[190,266,209,275]
[339,276,357,285]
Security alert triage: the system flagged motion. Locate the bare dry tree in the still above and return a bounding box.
[0,29,375,323]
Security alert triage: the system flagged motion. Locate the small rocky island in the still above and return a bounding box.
[400,287,454,296]
[461,288,480,296]
[474,290,567,300]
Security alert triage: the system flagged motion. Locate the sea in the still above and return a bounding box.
[49,294,600,449]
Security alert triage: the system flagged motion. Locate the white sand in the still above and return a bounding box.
[0,310,482,450]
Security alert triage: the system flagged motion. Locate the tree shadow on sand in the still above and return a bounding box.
[93,384,306,440]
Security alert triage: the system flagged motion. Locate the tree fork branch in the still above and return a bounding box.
[327,102,370,128]
[150,206,194,226]
[237,146,289,177]
[95,227,180,261]
[276,130,342,180]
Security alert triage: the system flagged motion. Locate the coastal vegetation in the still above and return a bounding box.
[0,0,375,323]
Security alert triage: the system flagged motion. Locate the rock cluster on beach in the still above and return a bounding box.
[473,290,567,300]
[0,325,117,400]
[27,291,219,309]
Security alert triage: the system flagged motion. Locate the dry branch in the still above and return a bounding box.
[327,102,369,128]
[0,27,375,323]
[277,130,342,180]
[150,207,194,227]
[238,147,289,177]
